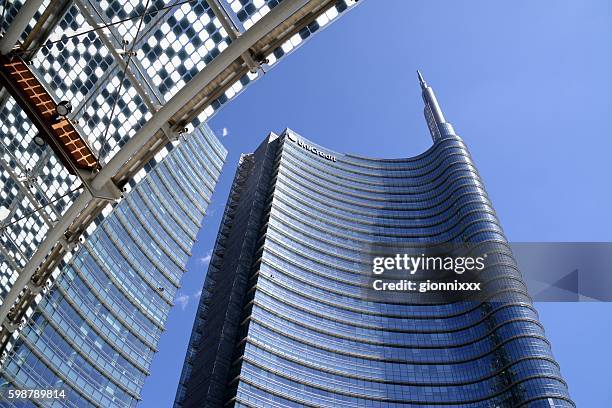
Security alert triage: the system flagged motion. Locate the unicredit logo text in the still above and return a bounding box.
[287,133,337,162]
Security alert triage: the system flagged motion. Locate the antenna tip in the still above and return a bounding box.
[417,70,427,89]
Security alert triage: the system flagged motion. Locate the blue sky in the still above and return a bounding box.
[141,1,612,406]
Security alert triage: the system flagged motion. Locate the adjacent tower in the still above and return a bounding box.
[174,75,573,407]
[0,125,227,407]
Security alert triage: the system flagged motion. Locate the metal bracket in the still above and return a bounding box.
[2,321,19,333]
[207,0,261,73]
[28,282,43,296]
[78,170,123,202]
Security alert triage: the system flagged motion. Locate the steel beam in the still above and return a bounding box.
[0,156,54,227]
[0,0,45,55]
[0,242,21,273]
[207,0,259,71]
[19,0,73,60]
[207,0,241,38]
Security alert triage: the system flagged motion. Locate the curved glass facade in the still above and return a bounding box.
[176,129,573,408]
[0,125,227,407]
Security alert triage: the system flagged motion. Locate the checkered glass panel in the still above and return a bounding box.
[0,97,78,216]
[227,0,278,29]
[137,1,231,102]
[97,0,168,43]
[79,68,152,162]
[31,5,115,110]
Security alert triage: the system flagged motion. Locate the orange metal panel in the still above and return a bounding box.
[0,55,99,172]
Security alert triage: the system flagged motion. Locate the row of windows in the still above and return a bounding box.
[236,361,568,406]
[241,346,562,395]
[245,318,554,372]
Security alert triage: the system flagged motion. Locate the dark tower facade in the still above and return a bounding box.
[174,75,573,408]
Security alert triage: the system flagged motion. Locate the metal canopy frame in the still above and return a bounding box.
[0,0,348,350]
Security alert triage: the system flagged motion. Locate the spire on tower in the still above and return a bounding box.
[417,70,456,142]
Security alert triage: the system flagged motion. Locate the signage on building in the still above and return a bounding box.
[286,133,337,162]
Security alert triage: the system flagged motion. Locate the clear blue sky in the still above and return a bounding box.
[140,1,612,406]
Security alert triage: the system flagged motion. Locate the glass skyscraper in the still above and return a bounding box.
[0,124,226,407]
[174,76,573,407]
